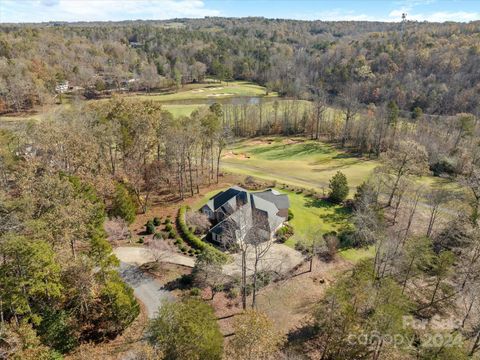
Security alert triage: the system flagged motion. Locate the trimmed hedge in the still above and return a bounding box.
[177,206,227,261]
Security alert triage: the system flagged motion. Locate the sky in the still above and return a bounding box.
[1,0,479,23]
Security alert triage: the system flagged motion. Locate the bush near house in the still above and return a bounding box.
[145,220,155,235]
[177,206,227,261]
[276,224,294,243]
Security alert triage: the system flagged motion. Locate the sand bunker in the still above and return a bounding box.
[223,151,249,159]
[207,93,234,97]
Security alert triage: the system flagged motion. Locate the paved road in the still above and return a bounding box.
[114,246,194,318]
[118,261,173,318]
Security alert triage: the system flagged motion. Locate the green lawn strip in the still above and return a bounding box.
[131,81,276,102]
[162,104,205,118]
[338,245,376,263]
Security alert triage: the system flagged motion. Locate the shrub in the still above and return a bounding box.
[154,232,163,240]
[146,298,223,360]
[177,206,227,261]
[145,220,155,235]
[287,208,294,221]
[165,223,173,231]
[110,183,136,224]
[185,211,211,235]
[294,240,309,253]
[431,158,457,176]
[189,287,201,296]
[226,287,239,299]
[164,218,171,225]
[328,171,349,203]
[169,229,177,238]
[138,237,144,244]
[153,217,162,226]
[276,224,294,243]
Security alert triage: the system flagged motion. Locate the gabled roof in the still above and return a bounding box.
[203,185,248,212]
[254,188,290,210]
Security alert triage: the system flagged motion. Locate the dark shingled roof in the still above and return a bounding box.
[204,185,248,211]
[254,189,290,210]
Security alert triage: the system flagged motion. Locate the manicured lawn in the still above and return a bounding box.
[283,190,352,247]
[162,104,205,118]
[131,81,277,102]
[222,138,380,192]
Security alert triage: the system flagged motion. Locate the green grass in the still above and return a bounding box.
[338,246,375,263]
[130,81,277,102]
[285,190,351,247]
[222,138,379,193]
[162,104,205,118]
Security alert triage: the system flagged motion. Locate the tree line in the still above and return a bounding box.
[1,18,479,115]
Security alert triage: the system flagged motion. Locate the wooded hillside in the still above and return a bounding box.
[1,18,479,114]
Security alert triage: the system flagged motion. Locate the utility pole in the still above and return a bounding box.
[401,13,407,38]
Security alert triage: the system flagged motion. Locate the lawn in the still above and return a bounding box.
[284,190,351,247]
[222,138,380,193]
[338,246,375,263]
[162,104,205,118]
[130,81,277,102]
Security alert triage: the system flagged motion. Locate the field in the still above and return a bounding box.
[131,81,276,102]
[0,81,278,128]
[222,138,380,192]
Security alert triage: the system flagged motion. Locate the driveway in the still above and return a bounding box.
[114,246,194,318]
[223,243,304,277]
[114,246,195,268]
[118,261,173,318]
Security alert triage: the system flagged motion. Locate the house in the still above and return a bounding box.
[200,186,290,244]
[55,81,69,93]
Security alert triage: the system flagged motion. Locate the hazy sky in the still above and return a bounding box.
[1,0,479,23]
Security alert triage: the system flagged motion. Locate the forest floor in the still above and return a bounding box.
[210,255,354,337]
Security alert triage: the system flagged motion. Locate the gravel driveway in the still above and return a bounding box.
[114,246,194,318]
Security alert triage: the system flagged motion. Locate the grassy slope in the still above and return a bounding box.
[127,81,276,102]
[285,190,351,246]
[222,138,379,192]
